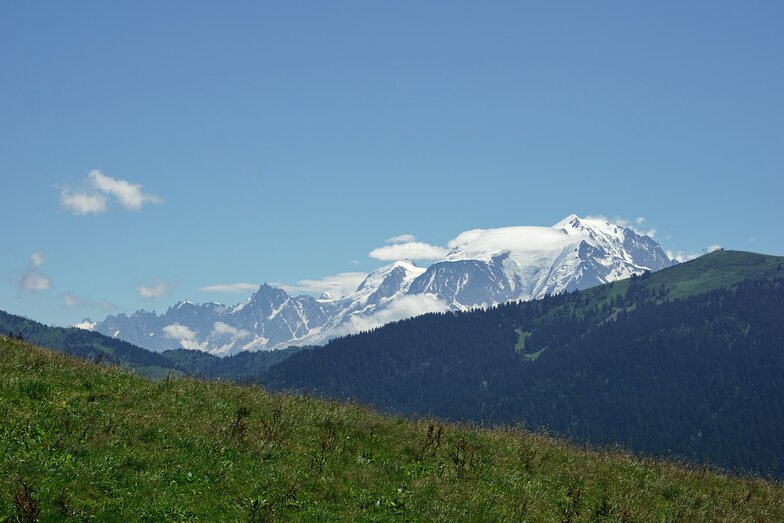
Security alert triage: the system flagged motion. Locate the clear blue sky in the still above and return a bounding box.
[2,1,782,326]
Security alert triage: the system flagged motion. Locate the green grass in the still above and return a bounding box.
[513,329,531,353]
[2,337,783,522]
[628,250,780,300]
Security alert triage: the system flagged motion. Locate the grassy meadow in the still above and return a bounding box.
[1,337,782,521]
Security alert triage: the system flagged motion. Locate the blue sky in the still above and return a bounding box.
[2,1,782,327]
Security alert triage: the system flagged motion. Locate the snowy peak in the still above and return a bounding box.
[357,260,424,293]
[553,213,582,230]
[408,214,675,309]
[244,283,290,316]
[555,214,624,241]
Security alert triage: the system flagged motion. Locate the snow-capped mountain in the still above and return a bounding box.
[92,215,675,355]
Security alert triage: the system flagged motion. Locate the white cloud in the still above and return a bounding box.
[448,230,484,249]
[667,250,700,263]
[162,323,197,341]
[200,282,259,293]
[30,251,45,268]
[19,270,52,292]
[349,259,360,265]
[62,292,89,308]
[369,241,449,261]
[668,244,721,262]
[137,280,174,299]
[18,251,52,292]
[340,294,448,335]
[60,170,161,215]
[277,272,368,298]
[386,233,417,243]
[60,189,108,215]
[212,321,251,339]
[635,216,646,225]
[88,170,162,210]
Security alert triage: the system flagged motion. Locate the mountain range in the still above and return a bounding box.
[90,214,675,354]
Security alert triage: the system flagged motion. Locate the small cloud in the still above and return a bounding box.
[707,244,722,253]
[18,251,52,292]
[212,321,251,340]
[88,170,162,210]
[30,251,45,268]
[62,292,89,308]
[61,291,113,310]
[19,271,52,292]
[586,215,628,227]
[60,189,107,215]
[635,216,646,225]
[162,323,197,341]
[666,250,701,263]
[386,234,417,243]
[349,259,359,265]
[200,282,258,293]
[369,242,449,261]
[277,272,368,298]
[100,300,119,312]
[60,169,161,215]
[137,280,174,299]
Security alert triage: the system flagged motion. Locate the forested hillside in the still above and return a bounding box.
[160,346,305,381]
[265,251,784,477]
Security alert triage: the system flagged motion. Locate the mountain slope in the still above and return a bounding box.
[2,337,782,521]
[93,214,674,354]
[264,250,784,477]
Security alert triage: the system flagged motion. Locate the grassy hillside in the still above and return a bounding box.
[2,338,783,521]
[590,250,781,302]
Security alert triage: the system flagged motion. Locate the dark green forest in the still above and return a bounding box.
[264,251,784,477]
[161,346,305,381]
